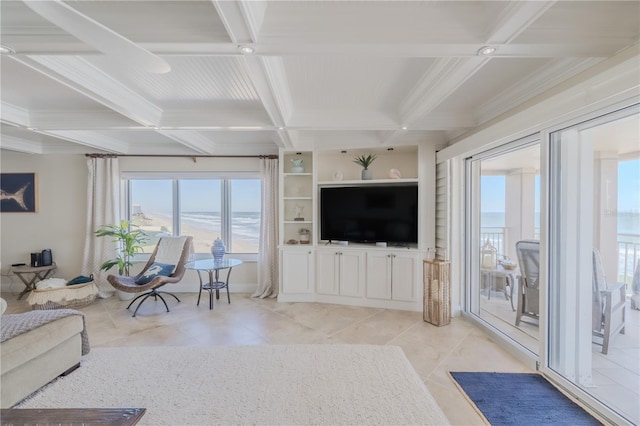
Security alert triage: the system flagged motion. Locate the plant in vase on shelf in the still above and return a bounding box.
[353,154,377,180]
[290,158,304,173]
[298,228,311,244]
[95,220,147,276]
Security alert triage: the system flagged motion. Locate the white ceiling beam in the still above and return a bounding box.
[1,102,30,127]
[477,58,603,124]
[43,130,129,153]
[8,55,163,126]
[161,108,273,129]
[399,2,562,129]
[213,1,294,149]
[400,57,490,125]
[28,110,139,130]
[0,135,43,154]
[156,130,215,154]
[5,41,619,59]
[211,0,253,44]
[487,1,556,44]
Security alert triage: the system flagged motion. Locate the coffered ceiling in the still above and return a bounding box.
[1,1,638,156]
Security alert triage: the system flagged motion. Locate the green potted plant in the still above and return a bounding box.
[95,220,146,276]
[353,154,377,180]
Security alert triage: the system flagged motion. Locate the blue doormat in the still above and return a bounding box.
[450,372,601,425]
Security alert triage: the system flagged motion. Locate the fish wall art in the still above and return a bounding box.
[0,173,37,212]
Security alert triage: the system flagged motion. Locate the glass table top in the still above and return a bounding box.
[185,258,243,271]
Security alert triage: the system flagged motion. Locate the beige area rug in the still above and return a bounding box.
[17,344,449,425]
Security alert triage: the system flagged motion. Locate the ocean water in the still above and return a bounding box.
[481,212,639,235]
[181,211,260,244]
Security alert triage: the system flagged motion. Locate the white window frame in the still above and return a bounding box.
[122,172,261,262]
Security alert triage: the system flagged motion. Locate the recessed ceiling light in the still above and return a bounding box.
[0,45,15,54]
[477,46,497,56]
[401,126,408,131]
[239,45,255,55]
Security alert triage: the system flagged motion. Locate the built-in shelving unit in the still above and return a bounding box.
[278,144,435,311]
[281,151,314,245]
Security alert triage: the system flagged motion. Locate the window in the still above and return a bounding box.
[127,176,261,254]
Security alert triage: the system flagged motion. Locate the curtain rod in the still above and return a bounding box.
[86,154,278,160]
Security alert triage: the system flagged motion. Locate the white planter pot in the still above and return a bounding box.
[362,169,372,180]
[117,290,135,301]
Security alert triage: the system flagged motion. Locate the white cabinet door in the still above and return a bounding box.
[339,251,364,297]
[391,252,417,302]
[281,249,314,294]
[366,252,392,299]
[316,250,339,295]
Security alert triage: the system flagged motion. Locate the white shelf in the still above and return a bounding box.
[284,220,312,224]
[318,178,418,186]
[284,173,313,176]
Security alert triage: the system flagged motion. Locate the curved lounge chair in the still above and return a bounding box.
[108,236,193,317]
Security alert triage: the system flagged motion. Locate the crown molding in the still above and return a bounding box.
[0,135,43,154]
[44,130,129,154]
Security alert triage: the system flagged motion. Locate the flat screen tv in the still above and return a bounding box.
[320,185,418,245]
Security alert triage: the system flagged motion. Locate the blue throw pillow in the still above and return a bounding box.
[135,262,175,285]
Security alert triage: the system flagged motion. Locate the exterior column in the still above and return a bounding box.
[505,169,537,261]
[593,151,619,281]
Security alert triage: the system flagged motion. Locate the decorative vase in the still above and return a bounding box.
[362,169,372,180]
[211,238,226,263]
[291,159,304,173]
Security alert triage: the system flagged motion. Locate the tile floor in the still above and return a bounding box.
[2,291,546,425]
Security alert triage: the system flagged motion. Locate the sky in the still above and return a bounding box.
[131,179,261,214]
[619,159,640,212]
[481,158,639,232]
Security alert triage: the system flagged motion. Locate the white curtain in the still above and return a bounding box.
[253,158,279,298]
[81,157,120,294]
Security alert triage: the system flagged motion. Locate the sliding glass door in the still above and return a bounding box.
[547,107,639,423]
[465,138,541,354]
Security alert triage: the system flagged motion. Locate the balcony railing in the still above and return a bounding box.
[480,229,639,286]
[618,233,640,285]
[481,228,506,256]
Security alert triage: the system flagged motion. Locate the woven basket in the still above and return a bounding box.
[27,281,99,310]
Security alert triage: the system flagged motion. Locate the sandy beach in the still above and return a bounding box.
[137,212,258,254]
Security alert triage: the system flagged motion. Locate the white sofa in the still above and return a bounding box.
[0,299,86,408]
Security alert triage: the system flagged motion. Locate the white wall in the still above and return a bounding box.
[1,152,87,293]
[0,153,260,295]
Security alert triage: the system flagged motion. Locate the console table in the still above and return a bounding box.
[0,408,146,426]
[11,263,57,300]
